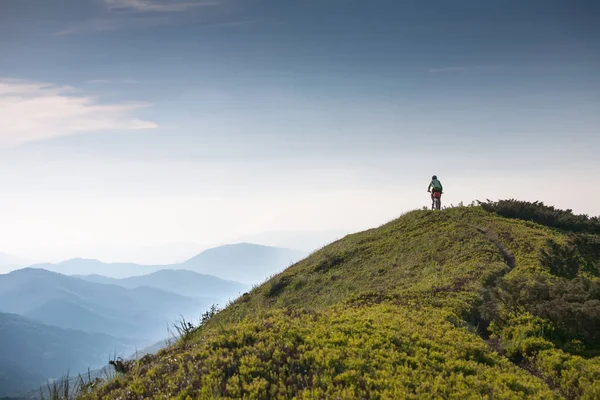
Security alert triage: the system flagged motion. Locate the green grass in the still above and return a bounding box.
[76,203,600,399]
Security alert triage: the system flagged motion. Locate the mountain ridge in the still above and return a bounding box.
[180,242,307,283]
[75,269,248,299]
[29,243,306,283]
[0,268,202,340]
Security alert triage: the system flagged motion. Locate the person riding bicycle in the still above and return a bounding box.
[427,175,443,201]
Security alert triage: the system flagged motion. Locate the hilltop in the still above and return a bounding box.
[76,201,599,399]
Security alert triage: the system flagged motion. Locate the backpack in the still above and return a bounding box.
[431,179,442,190]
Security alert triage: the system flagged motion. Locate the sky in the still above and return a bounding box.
[0,0,599,264]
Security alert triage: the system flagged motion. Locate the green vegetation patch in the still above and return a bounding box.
[80,305,557,400]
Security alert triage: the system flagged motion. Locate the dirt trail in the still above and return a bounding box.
[476,227,516,271]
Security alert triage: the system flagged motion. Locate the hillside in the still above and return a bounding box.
[77,201,600,399]
[0,312,134,398]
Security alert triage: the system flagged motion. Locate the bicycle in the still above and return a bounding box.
[429,191,442,210]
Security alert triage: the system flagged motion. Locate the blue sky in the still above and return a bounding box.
[0,0,598,263]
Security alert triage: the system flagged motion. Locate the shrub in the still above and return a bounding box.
[172,315,196,342]
[313,250,356,272]
[489,313,555,361]
[480,274,600,350]
[201,304,220,325]
[534,348,600,399]
[539,239,583,279]
[479,199,600,234]
[266,275,292,297]
[108,358,133,375]
[573,234,600,276]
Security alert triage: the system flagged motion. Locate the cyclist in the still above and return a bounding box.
[427,175,443,208]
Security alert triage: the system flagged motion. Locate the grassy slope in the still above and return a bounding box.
[80,206,599,399]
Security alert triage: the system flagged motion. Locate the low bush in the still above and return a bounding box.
[540,240,583,279]
[533,348,600,399]
[481,274,600,351]
[266,275,293,297]
[479,199,600,234]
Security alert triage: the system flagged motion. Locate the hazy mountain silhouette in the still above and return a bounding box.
[235,230,349,253]
[0,312,134,397]
[0,268,203,340]
[32,243,307,284]
[77,269,248,299]
[31,258,161,279]
[181,243,307,283]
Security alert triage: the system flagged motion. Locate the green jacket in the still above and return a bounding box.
[428,179,443,192]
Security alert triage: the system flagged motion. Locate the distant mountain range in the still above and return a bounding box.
[33,243,307,283]
[30,258,158,279]
[0,268,204,340]
[235,229,350,253]
[0,312,134,398]
[179,243,307,283]
[76,269,249,299]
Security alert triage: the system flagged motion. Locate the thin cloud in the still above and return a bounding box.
[89,79,140,84]
[55,14,249,36]
[428,65,502,73]
[55,0,237,35]
[54,15,171,36]
[0,79,156,146]
[206,19,257,28]
[54,18,121,36]
[104,0,221,12]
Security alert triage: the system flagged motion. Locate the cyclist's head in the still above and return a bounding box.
[432,175,437,180]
